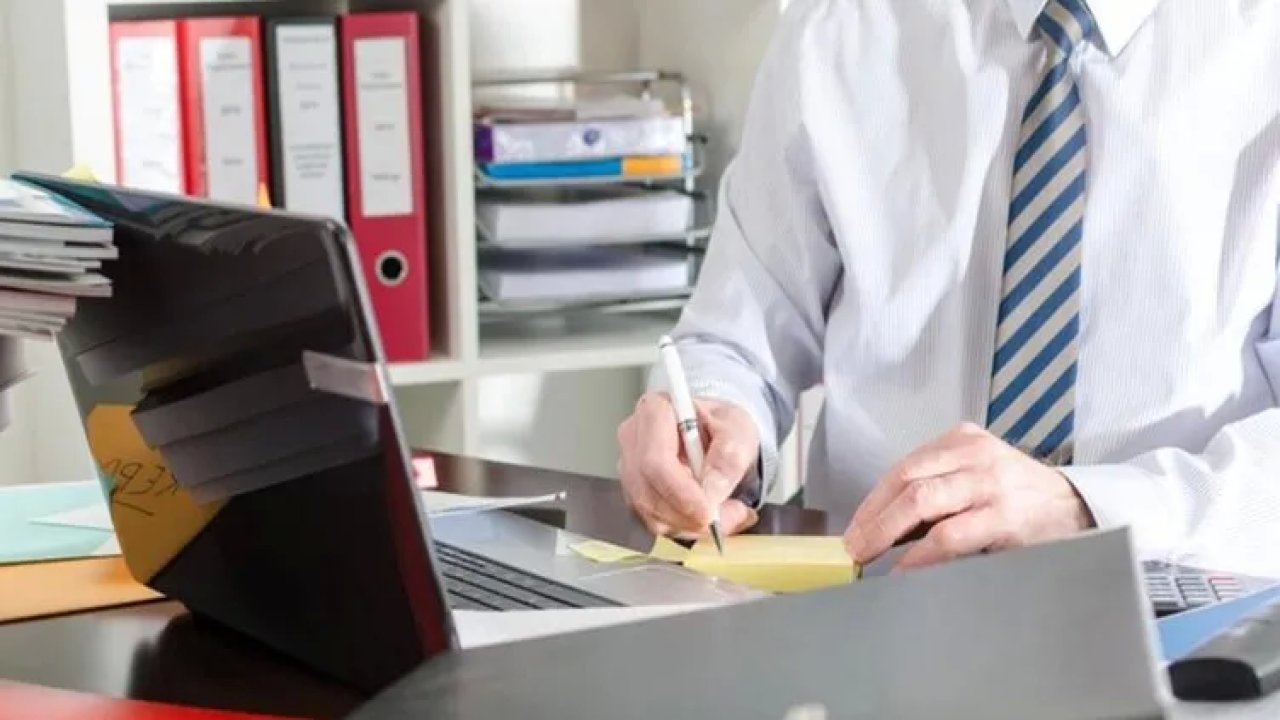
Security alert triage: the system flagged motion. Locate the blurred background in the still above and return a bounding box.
[0,0,819,503]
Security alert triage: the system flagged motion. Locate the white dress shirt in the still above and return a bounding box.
[651,0,1280,575]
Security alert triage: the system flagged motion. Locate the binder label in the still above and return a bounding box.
[199,37,260,204]
[276,24,345,217]
[353,37,414,218]
[115,36,184,193]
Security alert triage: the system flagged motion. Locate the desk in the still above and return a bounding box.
[1,454,1275,719]
[0,453,827,719]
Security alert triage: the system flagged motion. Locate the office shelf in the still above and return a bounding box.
[476,224,711,250]
[384,309,675,383]
[477,310,677,376]
[31,0,783,485]
[386,356,469,386]
[472,67,686,88]
[477,293,691,318]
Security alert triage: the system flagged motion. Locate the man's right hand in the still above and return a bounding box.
[616,392,761,539]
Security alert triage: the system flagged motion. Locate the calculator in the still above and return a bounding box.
[1142,560,1275,617]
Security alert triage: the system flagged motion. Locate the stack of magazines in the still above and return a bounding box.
[0,177,114,339]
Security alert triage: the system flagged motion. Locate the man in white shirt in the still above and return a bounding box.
[616,0,1280,575]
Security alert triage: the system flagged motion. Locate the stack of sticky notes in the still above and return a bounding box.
[681,536,859,593]
[569,534,859,594]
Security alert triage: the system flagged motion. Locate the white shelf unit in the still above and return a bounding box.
[384,311,673,381]
[0,0,804,491]
[439,0,791,480]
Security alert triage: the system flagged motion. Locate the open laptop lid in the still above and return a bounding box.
[14,172,454,693]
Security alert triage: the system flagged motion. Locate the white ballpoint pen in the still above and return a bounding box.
[657,335,725,555]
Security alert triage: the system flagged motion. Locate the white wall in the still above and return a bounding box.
[0,3,10,173]
[470,0,581,74]
[638,0,780,183]
[579,0,640,71]
[476,368,645,477]
[0,1,41,487]
[0,0,111,485]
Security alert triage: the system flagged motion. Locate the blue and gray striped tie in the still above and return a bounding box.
[987,0,1094,465]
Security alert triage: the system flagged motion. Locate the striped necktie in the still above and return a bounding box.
[987,0,1095,465]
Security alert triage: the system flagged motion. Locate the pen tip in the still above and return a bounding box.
[710,523,725,556]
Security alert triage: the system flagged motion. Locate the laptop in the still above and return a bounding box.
[15,172,760,693]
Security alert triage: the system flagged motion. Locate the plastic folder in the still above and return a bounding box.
[1157,582,1280,662]
[340,11,431,362]
[0,556,161,624]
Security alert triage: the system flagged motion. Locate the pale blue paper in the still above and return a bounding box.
[0,479,112,565]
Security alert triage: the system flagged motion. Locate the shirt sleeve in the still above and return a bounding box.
[647,3,842,502]
[1062,244,1280,575]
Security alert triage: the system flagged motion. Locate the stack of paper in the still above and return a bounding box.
[0,177,115,339]
[478,246,693,303]
[477,188,693,247]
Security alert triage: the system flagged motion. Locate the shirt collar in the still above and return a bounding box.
[1006,0,1161,56]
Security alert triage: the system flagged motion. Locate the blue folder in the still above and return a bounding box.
[479,154,693,181]
[1157,582,1280,662]
[481,158,624,180]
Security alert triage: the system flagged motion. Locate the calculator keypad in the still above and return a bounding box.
[1144,564,1251,616]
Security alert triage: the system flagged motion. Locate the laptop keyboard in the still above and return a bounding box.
[436,542,620,611]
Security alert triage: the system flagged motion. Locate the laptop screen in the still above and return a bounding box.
[16,173,453,693]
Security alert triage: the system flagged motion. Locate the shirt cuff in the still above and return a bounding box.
[1059,463,1180,558]
[732,453,767,510]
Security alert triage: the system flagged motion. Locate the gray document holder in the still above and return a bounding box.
[352,527,1166,720]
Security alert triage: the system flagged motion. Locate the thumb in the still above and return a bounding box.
[719,499,759,536]
[700,428,757,507]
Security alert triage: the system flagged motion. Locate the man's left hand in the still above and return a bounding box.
[843,423,1095,572]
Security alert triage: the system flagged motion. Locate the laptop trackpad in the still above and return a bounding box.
[576,564,757,605]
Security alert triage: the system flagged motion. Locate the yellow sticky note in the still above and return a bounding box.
[684,535,859,593]
[649,536,690,563]
[87,404,225,583]
[570,539,645,564]
[62,164,100,182]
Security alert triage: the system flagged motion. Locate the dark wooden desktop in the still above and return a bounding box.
[0,452,830,719]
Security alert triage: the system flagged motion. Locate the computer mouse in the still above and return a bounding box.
[1168,599,1280,702]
